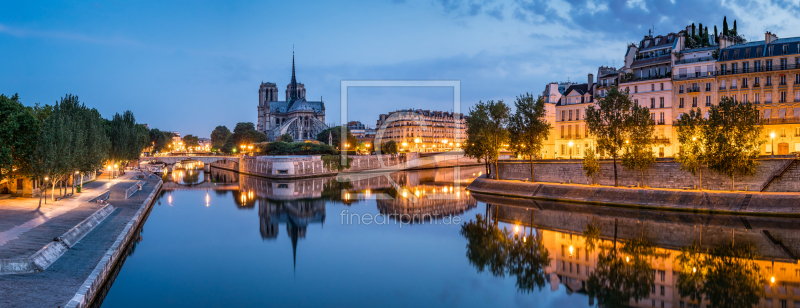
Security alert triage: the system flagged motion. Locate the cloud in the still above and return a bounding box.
[0,23,142,47]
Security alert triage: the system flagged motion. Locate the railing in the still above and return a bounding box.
[674,56,715,65]
[719,86,726,90]
[657,120,666,125]
[762,117,800,125]
[674,71,717,81]
[654,138,671,144]
[718,63,800,75]
[730,86,738,89]
[125,180,147,199]
[620,73,672,84]
[688,88,700,93]
[753,83,760,88]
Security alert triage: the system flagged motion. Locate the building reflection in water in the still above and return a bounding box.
[163,165,484,270]
[469,194,800,308]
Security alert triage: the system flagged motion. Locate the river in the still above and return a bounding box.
[96,164,800,308]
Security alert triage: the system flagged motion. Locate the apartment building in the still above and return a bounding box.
[374,109,466,153]
[541,81,575,159]
[621,32,678,157]
[716,32,800,155]
[554,75,595,159]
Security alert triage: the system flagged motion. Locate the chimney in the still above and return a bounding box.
[588,73,594,93]
[765,31,778,44]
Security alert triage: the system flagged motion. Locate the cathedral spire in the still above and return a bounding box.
[290,47,298,101]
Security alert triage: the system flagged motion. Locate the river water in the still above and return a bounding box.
[97,165,800,308]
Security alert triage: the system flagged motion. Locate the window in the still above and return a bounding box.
[755,92,760,104]
[781,58,787,70]
[692,97,697,108]
[660,83,664,90]
[767,92,772,103]
[783,45,789,55]
[769,46,774,56]
[732,79,737,89]
[743,94,748,103]
[720,64,727,74]
[651,98,655,108]
[743,61,749,72]
[706,96,711,107]
[755,60,762,71]
[576,109,580,120]
[659,112,664,124]
[651,84,654,91]
[767,76,773,86]
[705,82,711,91]
[781,75,787,86]
[560,126,564,138]
[781,91,787,103]
[651,113,655,123]
[660,286,665,295]
[767,59,773,71]
[796,90,800,102]
[755,76,760,86]
[568,110,573,121]
[561,110,565,121]
[679,97,684,108]
[679,85,685,93]
[660,97,664,108]
[796,73,800,84]
[635,86,638,93]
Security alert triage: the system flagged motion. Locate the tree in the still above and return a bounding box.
[222,122,267,153]
[149,128,172,153]
[279,133,294,143]
[675,108,707,189]
[316,126,357,150]
[582,146,600,185]
[210,125,232,150]
[507,94,551,182]
[704,97,763,191]
[586,87,635,187]
[723,16,729,36]
[182,134,200,148]
[485,101,510,180]
[107,110,149,172]
[621,103,656,187]
[0,94,39,182]
[380,140,398,155]
[677,243,763,308]
[464,101,493,176]
[714,25,719,43]
[732,20,737,36]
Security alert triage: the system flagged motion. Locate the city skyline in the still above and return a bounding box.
[3,0,800,137]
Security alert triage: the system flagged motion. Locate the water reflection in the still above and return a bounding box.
[471,194,800,308]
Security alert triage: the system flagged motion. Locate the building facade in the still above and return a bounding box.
[257,53,327,142]
[554,78,594,159]
[375,109,466,153]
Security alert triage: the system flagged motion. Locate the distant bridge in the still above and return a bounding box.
[143,156,239,165]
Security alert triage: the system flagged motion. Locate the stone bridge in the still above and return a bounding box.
[143,156,239,165]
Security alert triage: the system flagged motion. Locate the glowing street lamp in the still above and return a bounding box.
[770,132,776,156]
[568,141,574,159]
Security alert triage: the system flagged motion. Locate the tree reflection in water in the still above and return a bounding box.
[677,242,763,308]
[584,220,661,307]
[460,213,550,293]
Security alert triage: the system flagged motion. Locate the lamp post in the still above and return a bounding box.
[44,176,49,204]
[568,141,574,160]
[770,132,775,156]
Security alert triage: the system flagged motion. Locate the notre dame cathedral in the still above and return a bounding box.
[257,53,327,141]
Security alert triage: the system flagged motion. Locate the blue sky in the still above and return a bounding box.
[2,0,799,137]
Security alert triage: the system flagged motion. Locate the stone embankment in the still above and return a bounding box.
[492,156,799,192]
[467,177,800,216]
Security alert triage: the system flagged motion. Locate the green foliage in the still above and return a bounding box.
[460,214,551,293]
[723,16,729,36]
[677,243,763,308]
[582,146,600,184]
[210,125,232,150]
[30,102,54,125]
[182,134,200,148]
[621,103,656,186]
[703,97,763,190]
[675,108,707,188]
[586,86,635,186]
[107,110,149,166]
[279,133,294,143]
[148,128,172,153]
[464,100,510,179]
[508,94,551,182]
[321,154,352,171]
[380,140,398,155]
[222,122,267,153]
[261,141,337,155]
[0,94,40,181]
[316,126,357,149]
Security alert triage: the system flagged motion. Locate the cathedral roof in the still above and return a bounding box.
[269,100,324,114]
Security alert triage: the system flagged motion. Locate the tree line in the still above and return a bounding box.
[464,87,763,190]
[1,94,151,204]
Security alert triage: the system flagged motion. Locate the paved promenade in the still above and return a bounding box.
[0,171,161,308]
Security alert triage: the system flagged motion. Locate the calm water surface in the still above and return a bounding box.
[98,165,800,308]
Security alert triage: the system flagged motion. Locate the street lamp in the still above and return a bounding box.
[770,132,775,156]
[44,176,49,203]
[568,141,574,159]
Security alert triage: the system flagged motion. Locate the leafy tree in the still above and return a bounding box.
[587,226,658,307]
[714,25,718,43]
[677,243,763,308]
[210,125,232,150]
[703,97,763,190]
[107,110,149,172]
[30,102,54,125]
[732,20,737,36]
[261,141,337,155]
[486,101,510,180]
[0,94,39,182]
[508,94,552,182]
[148,128,173,153]
[182,134,200,148]
[723,16,728,36]
[582,146,600,185]
[316,126,357,150]
[586,87,635,187]
[222,122,267,153]
[279,133,294,143]
[380,140,398,155]
[75,106,110,188]
[675,108,707,189]
[464,101,493,176]
[621,103,655,187]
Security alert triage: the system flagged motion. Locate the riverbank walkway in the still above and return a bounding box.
[0,171,161,308]
[467,177,800,216]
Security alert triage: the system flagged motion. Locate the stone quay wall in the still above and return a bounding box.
[491,157,799,192]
